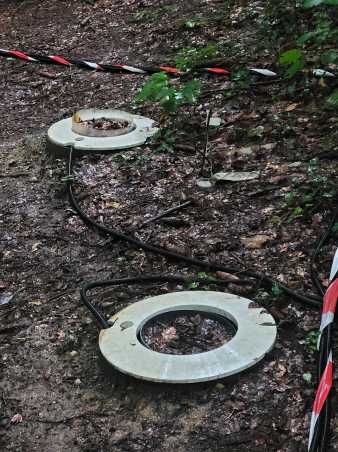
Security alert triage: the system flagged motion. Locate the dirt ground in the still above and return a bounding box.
[1,1,338,451]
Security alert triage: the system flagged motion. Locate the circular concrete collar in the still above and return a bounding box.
[99,291,277,383]
[47,109,158,157]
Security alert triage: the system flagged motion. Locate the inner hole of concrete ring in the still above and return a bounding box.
[71,109,136,137]
[137,307,238,355]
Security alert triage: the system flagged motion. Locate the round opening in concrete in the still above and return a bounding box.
[139,310,236,355]
[99,291,277,383]
[47,109,158,157]
[71,109,136,137]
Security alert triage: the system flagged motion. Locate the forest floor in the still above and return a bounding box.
[1,1,338,451]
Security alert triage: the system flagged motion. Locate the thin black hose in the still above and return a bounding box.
[67,148,322,309]
[67,146,337,451]
[81,274,244,329]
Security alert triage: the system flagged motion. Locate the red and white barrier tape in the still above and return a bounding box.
[308,277,338,450]
[0,48,230,76]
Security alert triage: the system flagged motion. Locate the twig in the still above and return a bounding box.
[200,109,212,176]
[136,200,193,230]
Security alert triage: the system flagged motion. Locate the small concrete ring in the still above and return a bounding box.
[99,291,277,383]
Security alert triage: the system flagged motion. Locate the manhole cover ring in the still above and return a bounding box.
[47,109,158,156]
[99,291,277,383]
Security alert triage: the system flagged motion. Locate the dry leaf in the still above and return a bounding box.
[285,103,299,112]
[241,234,271,249]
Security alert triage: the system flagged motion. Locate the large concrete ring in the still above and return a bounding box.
[99,291,277,383]
[47,109,158,157]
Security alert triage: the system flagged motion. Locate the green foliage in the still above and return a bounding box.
[135,72,201,114]
[283,159,336,221]
[278,0,338,105]
[185,272,218,289]
[327,89,338,106]
[271,282,284,298]
[279,49,305,77]
[151,128,176,153]
[305,330,320,353]
[180,18,206,29]
[297,11,338,46]
[175,44,219,71]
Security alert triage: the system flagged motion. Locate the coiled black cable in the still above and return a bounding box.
[65,147,325,322]
[66,146,337,452]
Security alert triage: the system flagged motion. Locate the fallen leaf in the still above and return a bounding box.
[285,103,299,112]
[29,300,43,306]
[10,414,23,424]
[104,200,121,209]
[216,271,239,281]
[241,234,271,249]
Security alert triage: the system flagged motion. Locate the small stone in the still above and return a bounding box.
[215,383,225,390]
[74,378,81,385]
[209,117,222,127]
[70,350,78,357]
[196,178,215,191]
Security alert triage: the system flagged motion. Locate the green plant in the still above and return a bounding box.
[175,44,220,71]
[271,282,284,297]
[185,272,218,289]
[279,48,305,78]
[279,0,338,105]
[151,128,176,153]
[179,17,206,29]
[135,72,201,114]
[305,330,320,353]
[283,159,336,221]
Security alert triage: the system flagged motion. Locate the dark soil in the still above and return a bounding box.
[141,311,235,355]
[1,1,338,452]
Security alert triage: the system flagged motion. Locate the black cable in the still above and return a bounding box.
[67,145,338,451]
[67,148,322,310]
[81,274,245,329]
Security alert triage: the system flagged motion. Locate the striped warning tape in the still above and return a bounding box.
[0,48,230,76]
[308,274,338,450]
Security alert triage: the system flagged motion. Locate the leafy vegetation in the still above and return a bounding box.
[305,330,320,353]
[279,0,338,105]
[283,159,336,221]
[135,72,201,114]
